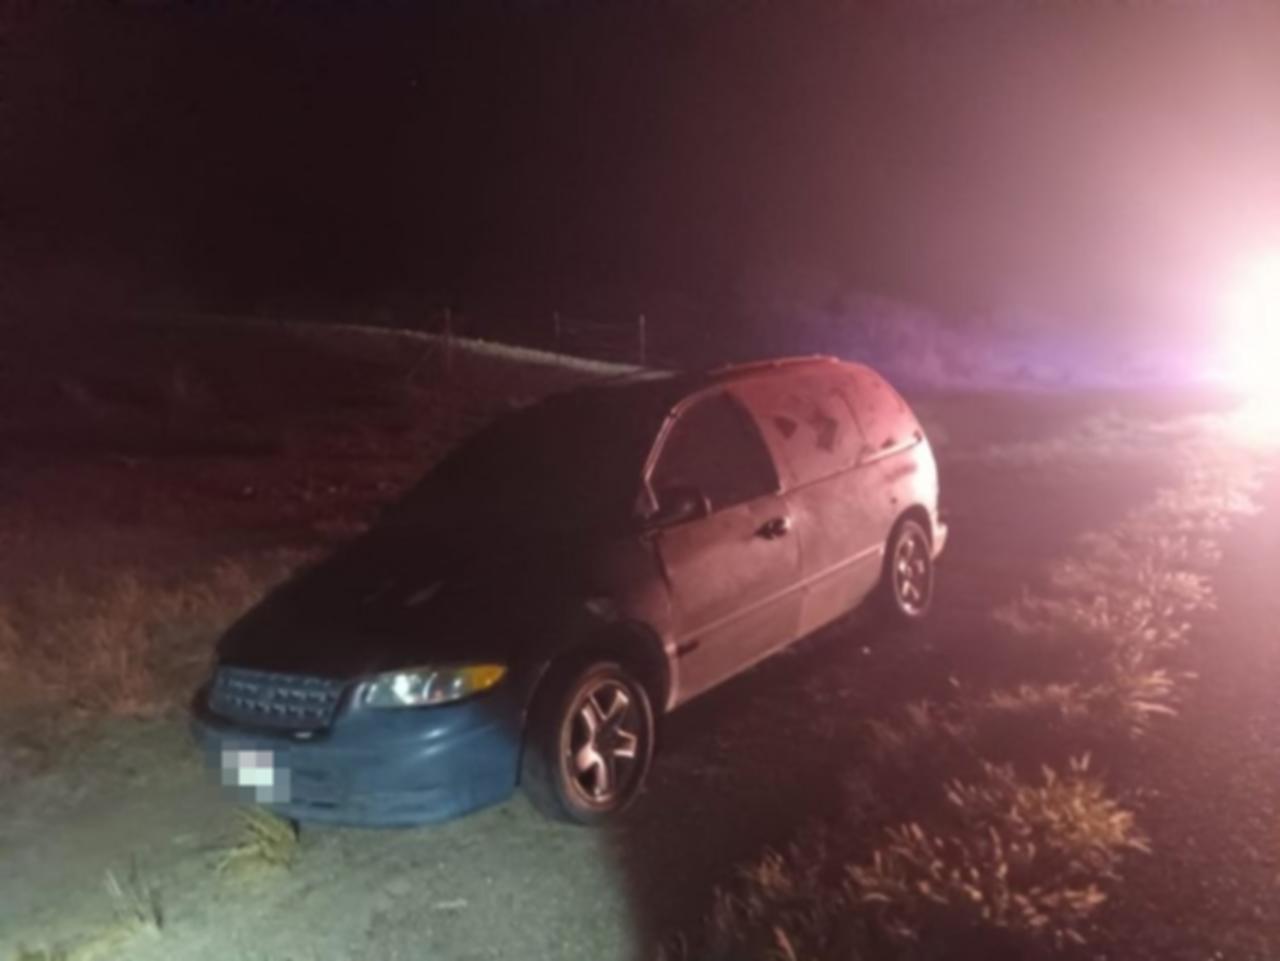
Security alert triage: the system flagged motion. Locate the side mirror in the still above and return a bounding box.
[650,485,711,528]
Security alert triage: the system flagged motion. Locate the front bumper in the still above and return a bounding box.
[191,687,523,827]
[932,517,949,559]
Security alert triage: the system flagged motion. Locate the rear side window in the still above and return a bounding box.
[651,392,779,511]
[732,371,866,486]
[842,367,919,454]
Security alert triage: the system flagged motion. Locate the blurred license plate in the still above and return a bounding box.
[219,747,292,803]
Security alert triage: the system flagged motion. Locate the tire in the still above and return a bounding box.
[877,517,935,624]
[521,659,656,825]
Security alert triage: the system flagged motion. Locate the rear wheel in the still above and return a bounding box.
[878,517,935,623]
[521,659,656,825]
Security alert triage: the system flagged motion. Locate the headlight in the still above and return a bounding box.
[355,664,507,708]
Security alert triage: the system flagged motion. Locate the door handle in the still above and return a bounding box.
[757,516,792,539]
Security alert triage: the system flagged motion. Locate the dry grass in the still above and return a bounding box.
[863,700,973,773]
[677,432,1270,960]
[0,551,312,771]
[699,833,864,961]
[10,861,162,961]
[987,454,1260,743]
[696,759,1146,960]
[215,807,301,877]
[983,666,1183,741]
[852,757,1147,950]
[995,585,1195,660]
[103,860,163,935]
[0,553,308,716]
[12,949,67,961]
[864,661,1181,783]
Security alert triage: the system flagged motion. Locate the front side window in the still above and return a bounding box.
[650,392,778,512]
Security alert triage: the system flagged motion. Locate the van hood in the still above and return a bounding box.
[216,525,592,679]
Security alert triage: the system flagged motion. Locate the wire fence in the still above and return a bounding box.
[6,293,1191,393]
[551,312,648,366]
[4,295,734,375]
[408,304,725,373]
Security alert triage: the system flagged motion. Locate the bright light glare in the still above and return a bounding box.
[1222,251,1280,439]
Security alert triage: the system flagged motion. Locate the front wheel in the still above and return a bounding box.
[878,517,935,624]
[521,660,656,825]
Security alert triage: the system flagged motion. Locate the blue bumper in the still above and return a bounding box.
[191,689,523,827]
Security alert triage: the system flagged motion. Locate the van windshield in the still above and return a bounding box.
[383,391,664,534]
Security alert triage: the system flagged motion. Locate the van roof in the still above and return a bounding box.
[558,355,866,420]
[705,355,844,383]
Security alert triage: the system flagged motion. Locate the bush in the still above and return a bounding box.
[851,757,1147,951]
[693,759,1146,961]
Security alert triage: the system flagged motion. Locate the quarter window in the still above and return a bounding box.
[651,392,778,511]
[843,367,919,454]
[734,372,866,485]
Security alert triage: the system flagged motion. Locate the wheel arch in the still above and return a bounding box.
[522,620,671,724]
[516,620,668,793]
[891,504,934,548]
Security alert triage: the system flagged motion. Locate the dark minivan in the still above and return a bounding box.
[192,357,946,825]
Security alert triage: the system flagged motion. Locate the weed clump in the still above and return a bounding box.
[104,860,163,935]
[216,807,300,876]
[852,756,1147,950]
[696,759,1145,960]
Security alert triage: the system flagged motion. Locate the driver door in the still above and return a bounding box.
[649,390,803,703]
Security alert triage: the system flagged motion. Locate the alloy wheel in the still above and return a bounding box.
[563,678,643,807]
[893,525,932,616]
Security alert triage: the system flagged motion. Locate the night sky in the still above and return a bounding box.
[5,2,1279,337]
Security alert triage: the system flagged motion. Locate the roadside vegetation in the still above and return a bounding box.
[0,553,309,775]
[0,320,610,780]
[12,860,162,961]
[0,321,640,960]
[215,807,302,877]
[676,419,1266,960]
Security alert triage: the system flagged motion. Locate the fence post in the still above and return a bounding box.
[443,306,454,376]
[637,313,647,367]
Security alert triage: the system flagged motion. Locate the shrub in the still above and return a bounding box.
[851,757,1147,951]
[982,663,1183,742]
[995,587,1193,659]
[695,759,1146,960]
[216,807,300,876]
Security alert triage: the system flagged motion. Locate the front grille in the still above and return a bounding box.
[208,666,345,730]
